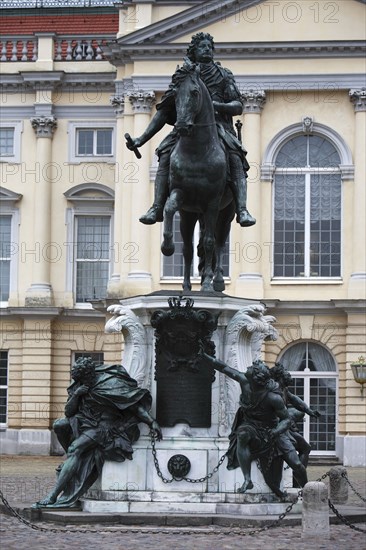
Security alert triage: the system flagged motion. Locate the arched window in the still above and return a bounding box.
[273,134,342,278]
[279,341,338,455]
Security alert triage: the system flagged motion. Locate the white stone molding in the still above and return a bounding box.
[261,121,354,181]
[349,88,366,112]
[241,89,266,113]
[219,304,278,433]
[30,115,57,137]
[127,91,156,113]
[106,304,149,388]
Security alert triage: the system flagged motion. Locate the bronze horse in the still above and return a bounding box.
[161,63,235,292]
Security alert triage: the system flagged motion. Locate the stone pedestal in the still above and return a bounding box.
[83,292,294,514]
[301,481,330,539]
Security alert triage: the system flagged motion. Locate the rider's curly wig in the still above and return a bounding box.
[186,32,215,62]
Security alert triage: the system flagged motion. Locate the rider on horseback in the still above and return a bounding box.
[126,32,256,228]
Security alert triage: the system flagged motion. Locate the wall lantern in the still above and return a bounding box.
[350,356,366,398]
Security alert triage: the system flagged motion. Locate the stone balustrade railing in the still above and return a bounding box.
[54,36,113,61]
[0,35,114,62]
[0,37,38,62]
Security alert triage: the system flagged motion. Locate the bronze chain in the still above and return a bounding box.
[0,465,364,536]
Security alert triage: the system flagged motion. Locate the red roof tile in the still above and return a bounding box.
[0,14,118,35]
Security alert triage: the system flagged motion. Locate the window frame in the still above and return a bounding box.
[0,121,23,164]
[272,166,343,281]
[74,214,112,305]
[68,121,116,164]
[0,193,21,307]
[270,132,344,282]
[0,350,9,427]
[0,215,12,304]
[278,341,338,456]
[64,183,115,308]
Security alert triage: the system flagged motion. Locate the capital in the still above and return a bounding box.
[349,88,366,112]
[127,91,156,113]
[241,90,266,113]
[110,95,125,115]
[30,115,57,137]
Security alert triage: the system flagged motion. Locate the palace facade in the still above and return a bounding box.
[0,0,365,464]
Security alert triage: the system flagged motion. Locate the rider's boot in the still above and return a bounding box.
[139,204,164,225]
[139,158,169,225]
[229,155,256,228]
[237,208,256,227]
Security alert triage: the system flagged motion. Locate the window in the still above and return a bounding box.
[64,183,114,306]
[273,135,342,278]
[279,341,337,454]
[0,121,22,163]
[0,189,21,305]
[162,213,230,278]
[0,128,14,157]
[76,128,113,157]
[68,122,116,163]
[0,351,8,425]
[75,216,111,303]
[0,216,11,301]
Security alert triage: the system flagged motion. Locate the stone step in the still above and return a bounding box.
[308,456,342,466]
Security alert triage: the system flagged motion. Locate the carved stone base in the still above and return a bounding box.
[82,490,301,515]
[84,291,281,511]
[84,436,292,499]
[25,283,54,307]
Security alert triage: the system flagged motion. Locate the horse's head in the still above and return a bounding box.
[173,63,203,137]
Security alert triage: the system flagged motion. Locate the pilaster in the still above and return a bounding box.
[235,90,266,298]
[348,89,366,298]
[25,115,57,307]
[123,91,156,296]
[107,96,125,298]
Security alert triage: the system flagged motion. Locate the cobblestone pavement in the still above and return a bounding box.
[1,456,365,550]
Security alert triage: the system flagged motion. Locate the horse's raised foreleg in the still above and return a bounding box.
[161,189,183,256]
[180,212,198,291]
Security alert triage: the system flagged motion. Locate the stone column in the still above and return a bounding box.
[348,89,366,298]
[124,91,156,296]
[234,90,266,298]
[107,95,125,298]
[25,115,57,306]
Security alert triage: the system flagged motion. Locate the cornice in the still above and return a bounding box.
[264,299,366,316]
[1,72,364,109]
[0,72,115,92]
[0,188,23,204]
[104,41,366,66]
[119,73,366,95]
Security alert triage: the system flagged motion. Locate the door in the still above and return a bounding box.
[279,341,338,455]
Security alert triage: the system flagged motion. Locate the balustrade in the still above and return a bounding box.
[0,35,113,62]
[54,36,113,61]
[0,37,37,61]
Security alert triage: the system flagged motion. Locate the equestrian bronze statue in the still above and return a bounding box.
[126,33,255,292]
